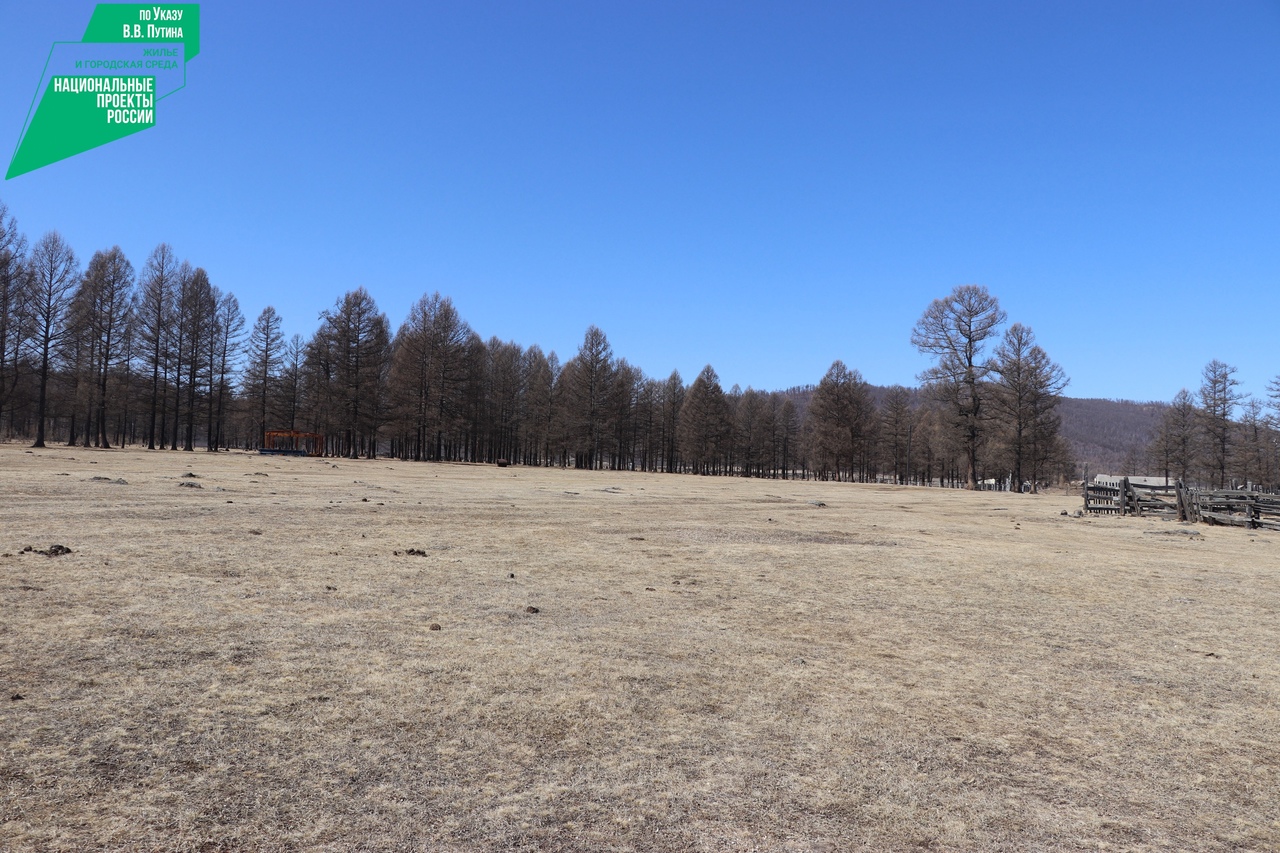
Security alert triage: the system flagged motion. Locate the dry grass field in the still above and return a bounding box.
[2,444,1278,852]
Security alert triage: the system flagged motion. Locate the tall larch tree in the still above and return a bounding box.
[661,370,684,473]
[138,243,179,449]
[315,288,390,457]
[1148,389,1198,485]
[881,385,915,485]
[0,201,29,435]
[520,344,557,466]
[208,291,244,451]
[677,365,729,475]
[76,246,135,447]
[568,325,615,469]
[1198,359,1241,489]
[244,305,284,448]
[992,323,1068,492]
[911,285,1006,490]
[809,360,874,481]
[180,267,214,451]
[27,232,79,448]
[388,292,473,461]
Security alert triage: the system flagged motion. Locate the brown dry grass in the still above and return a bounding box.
[1,444,1277,852]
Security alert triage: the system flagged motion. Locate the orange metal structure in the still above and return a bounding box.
[260,430,324,456]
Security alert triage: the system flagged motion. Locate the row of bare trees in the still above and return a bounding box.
[1146,360,1280,490]
[0,201,1072,486]
[1,202,246,451]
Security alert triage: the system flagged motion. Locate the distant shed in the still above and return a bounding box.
[260,430,324,457]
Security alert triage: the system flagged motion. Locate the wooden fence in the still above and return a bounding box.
[1084,479,1280,530]
[1083,478,1178,518]
[1181,489,1280,531]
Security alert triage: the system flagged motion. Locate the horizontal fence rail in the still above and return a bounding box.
[1086,478,1280,530]
[1182,488,1280,531]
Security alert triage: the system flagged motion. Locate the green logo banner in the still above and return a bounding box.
[7,4,200,179]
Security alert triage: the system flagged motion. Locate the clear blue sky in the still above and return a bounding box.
[4,1,1279,403]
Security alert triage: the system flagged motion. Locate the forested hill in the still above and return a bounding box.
[782,383,1166,480]
[1055,397,1166,477]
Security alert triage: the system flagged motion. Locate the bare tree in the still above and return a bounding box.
[911,285,1006,489]
[388,302,428,460]
[677,365,729,475]
[165,260,196,451]
[387,292,472,461]
[737,388,773,478]
[1266,376,1280,484]
[881,385,915,485]
[279,333,306,433]
[138,244,179,449]
[207,291,244,451]
[244,306,285,448]
[724,383,743,475]
[610,358,642,470]
[910,400,948,486]
[1148,389,1198,485]
[520,344,556,465]
[775,394,799,479]
[634,376,663,472]
[0,201,30,435]
[75,246,135,447]
[809,360,874,481]
[992,323,1068,492]
[63,278,96,446]
[1232,397,1273,488]
[315,288,390,457]
[567,325,615,469]
[661,370,684,473]
[180,267,214,451]
[27,232,80,447]
[460,331,487,461]
[486,337,524,464]
[1198,359,1242,488]
[1268,375,1280,429]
